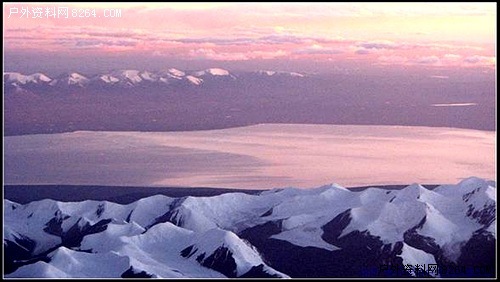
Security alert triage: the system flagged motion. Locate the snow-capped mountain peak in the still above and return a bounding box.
[68,72,86,80]
[139,71,155,81]
[193,68,231,77]
[186,75,203,85]
[27,73,52,83]
[257,70,277,76]
[110,70,143,85]
[4,72,29,85]
[53,72,89,86]
[255,70,305,77]
[98,74,120,84]
[168,68,186,77]
[4,72,53,88]
[206,68,230,76]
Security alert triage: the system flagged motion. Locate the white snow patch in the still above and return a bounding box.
[27,73,52,83]
[257,70,276,76]
[139,71,156,81]
[6,261,70,278]
[48,247,130,277]
[271,227,339,251]
[399,243,437,277]
[186,75,203,85]
[100,75,119,83]
[193,68,230,76]
[4,72,28,84]
[115,70,142,84]
[65,73,89,85]
[168,68,186,77]
[289,72,304,77]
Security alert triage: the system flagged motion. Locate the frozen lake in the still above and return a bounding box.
[4,124,495,189]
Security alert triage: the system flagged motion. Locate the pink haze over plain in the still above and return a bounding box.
[4,124,496,188]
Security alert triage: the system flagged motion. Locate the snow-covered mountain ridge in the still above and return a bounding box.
[4,68,305,91]
[4,177,496,278]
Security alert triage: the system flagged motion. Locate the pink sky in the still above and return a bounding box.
[3,3,496,71]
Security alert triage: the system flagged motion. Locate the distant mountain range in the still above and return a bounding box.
[3,67,495,135]
[4,177,496,278]
[4,68,306,93]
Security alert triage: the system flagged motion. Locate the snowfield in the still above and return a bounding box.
[4,177,496,278]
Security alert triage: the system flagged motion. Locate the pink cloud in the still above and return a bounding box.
[463,55,495,65]
[354,48,371,55]
[443,54,462,61]
[186,48,290,61]
[293,45,343,55]
[357,40,400,50]
[415,55,440,65]
[3,3,495,69]
[377,55,408,65]
[374,53,495,69]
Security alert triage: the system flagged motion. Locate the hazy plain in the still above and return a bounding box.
[4,124,495,189]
